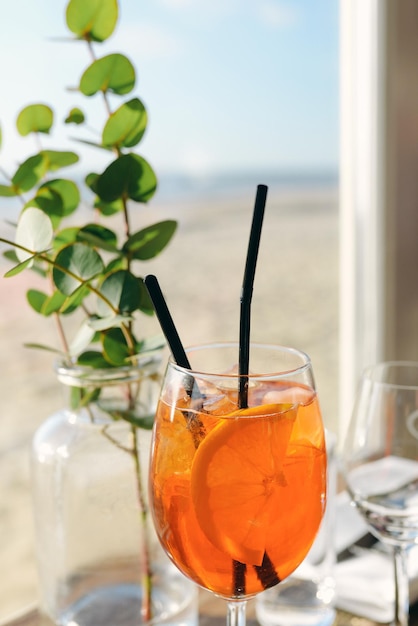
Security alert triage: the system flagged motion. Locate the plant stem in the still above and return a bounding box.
[100,425,132,453]
[48,272,70,354]
[101,418,153,620]
[122,194,131,241]
[131,424,153,622]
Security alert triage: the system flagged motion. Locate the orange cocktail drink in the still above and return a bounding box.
[150,343,327,600]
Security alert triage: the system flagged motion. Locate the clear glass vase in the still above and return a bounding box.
[31,354,198,626]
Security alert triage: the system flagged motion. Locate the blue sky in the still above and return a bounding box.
[0,0,339,178]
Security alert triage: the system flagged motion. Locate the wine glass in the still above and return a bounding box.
[341,361,418,626]
[149,342,327,626]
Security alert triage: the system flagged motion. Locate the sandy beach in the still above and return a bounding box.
[0,184,339,619]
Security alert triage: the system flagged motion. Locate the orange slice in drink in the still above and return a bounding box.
[190,403,297,566]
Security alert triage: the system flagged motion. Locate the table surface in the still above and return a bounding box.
[3,591,415,626]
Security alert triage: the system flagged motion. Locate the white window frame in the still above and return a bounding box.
[340,0,418,438]
[339,0,387,437]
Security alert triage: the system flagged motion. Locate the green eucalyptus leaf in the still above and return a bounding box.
[88,314,131,331]
[76,350,111,368]
[42,290,68,316]
[102,98,147,149]
[27,289,79,317]
[24,342,65,355]
[26,289,48,314]
[120,412,154,430]
[97,269,141,317]
[12,153,48,192]
[70,386,101,410]
[136,334,166,354]
[105,257,126,273]
[66,0,118,43]
[137,278,154,315]
[0,184,17,197]
[16,104,53,136]
[42,150,79,171]
[124,220,177,260]
[53,242,105,296]
[4,257,34,277]
[85,172,99,191]
[69,320,97,357]
[96,153,157,203]
[3,249,19,264]
[65,107,85,124]
[39,179,80,216]
[15,207,53,264]
[27,186,64,229]
[95,196,124,216]
[77,224,118,252]
[59,284,90,314]
[54,227,79,250]
[80,54,135,96]
[85,172,122,214]
[101,327,131,366]
[2,238,46,274]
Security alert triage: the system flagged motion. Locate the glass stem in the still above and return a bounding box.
[227,600,247,626]
[393,545,409,626]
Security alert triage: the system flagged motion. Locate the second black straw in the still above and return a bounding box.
[238,184,268,408]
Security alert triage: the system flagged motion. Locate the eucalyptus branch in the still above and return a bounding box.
[34,132,43,154]
[1,237,116,311]
[86,38,113,119]
[131,424,152,621]
[54,310,71,354]
[0,236,137,354]
[0,3,177,621]
[0,166,29,207]
[85,38,131,241]
[86,38,95,62]
[101,424,133,454]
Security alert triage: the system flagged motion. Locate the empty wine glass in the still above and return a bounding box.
[341,362,418,626]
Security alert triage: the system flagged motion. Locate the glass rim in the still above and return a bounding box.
[363,360,418,389]
[168,341,312,379]
[54,351,162,386]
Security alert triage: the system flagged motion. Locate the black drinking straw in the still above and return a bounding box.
[238,185,281,593]
[144,274,192,370]
[238,184,268,408]
[144,274,204,444]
